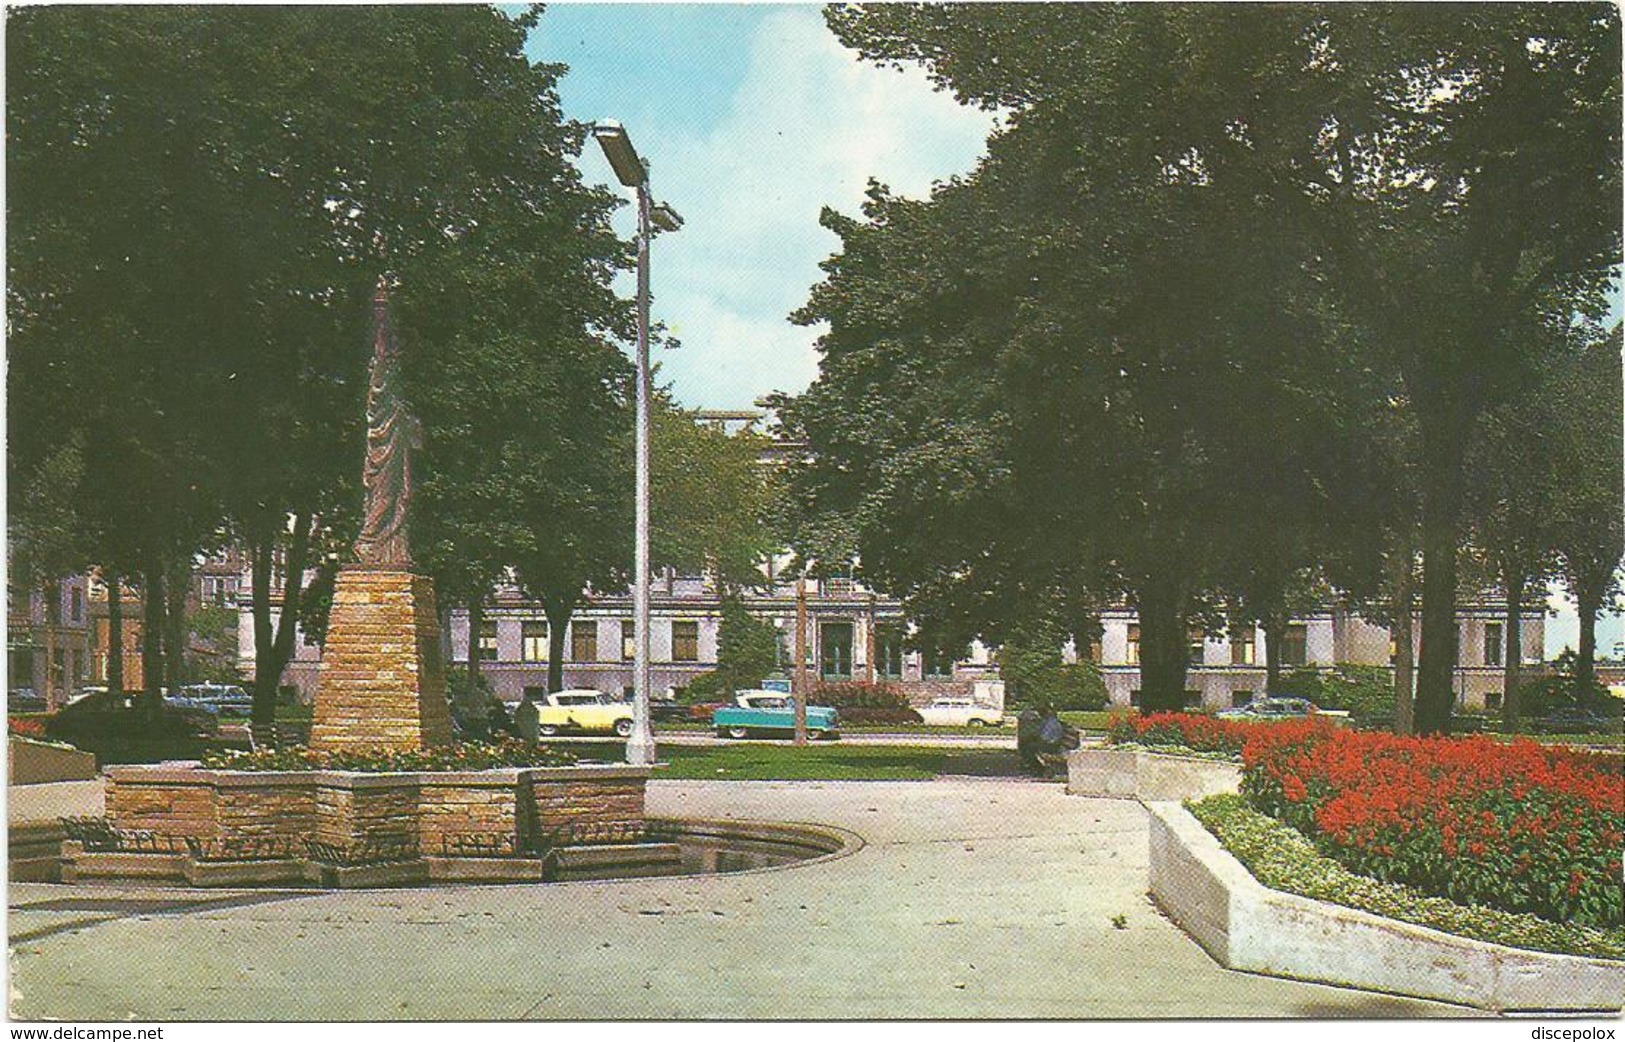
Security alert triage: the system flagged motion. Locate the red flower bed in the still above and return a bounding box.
[1243,725,1625,929]
[8,717,47,739]
[1106,711,1279,756]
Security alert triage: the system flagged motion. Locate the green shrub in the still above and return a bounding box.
[1290,664,1394,720]
[809,681,922,725]
[201,739,579,772]
[1001,621,1108,710]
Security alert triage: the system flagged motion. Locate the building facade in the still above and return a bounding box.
[239,559,1538,716]
[1086,601,1543,713]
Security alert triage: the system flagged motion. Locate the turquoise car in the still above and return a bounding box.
[713,691,839,740]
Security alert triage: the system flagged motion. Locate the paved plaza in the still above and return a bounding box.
[8,776,1475,1020]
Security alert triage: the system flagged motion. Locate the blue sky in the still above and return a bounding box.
[526,3,994,410]
[525,4,1620,661]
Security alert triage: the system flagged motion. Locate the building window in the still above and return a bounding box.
[621,620,635,662]
[820,622,854,679]
[1087,638,1103,664]
[571,621,599,663]
[922,641,958,679]
[1183,690,1203,709]
[821,576,856,598]
[672,620,699,663]
[1231,689,1252,707]
[478,621,498,662]
[1231,629,1255,666]
[1128,689,1141,707]
[70,587,83,623]
[875,624,905,679]
[1486,689,1503,711]
[1126,625,1141,666]
[1188,628,1206,666]
[1483,622,1504,667]
[1278,624,1308,667]
[522,621,548,662]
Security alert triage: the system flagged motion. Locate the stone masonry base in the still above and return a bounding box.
[310,566,454,751]
[84,763,659,886]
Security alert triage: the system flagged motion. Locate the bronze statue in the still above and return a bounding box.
[353,277,422,568]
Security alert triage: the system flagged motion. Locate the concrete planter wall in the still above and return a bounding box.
[1146,800,1625,1013]
[9,736,98,785]
[1066,746,1241,801]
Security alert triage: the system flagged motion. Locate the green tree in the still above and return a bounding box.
[801,4,1619,726]
[1548,331,1625,699]
[8,6,631,723]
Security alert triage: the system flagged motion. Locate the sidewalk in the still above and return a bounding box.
[7,777,1474,1020]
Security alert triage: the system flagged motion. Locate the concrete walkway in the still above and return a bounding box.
[8,777,1475,1020]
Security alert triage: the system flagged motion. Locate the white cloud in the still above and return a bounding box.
[615,7,994,409]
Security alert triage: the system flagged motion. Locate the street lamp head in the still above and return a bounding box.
[650,202,684,233]
[592,120,646,188]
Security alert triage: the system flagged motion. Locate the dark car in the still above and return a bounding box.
[1537,704,1624,735]
[8,687,48,714]
[649,700,695,723]
[45,689,219,765]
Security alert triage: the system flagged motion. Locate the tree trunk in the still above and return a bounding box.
[1501,567,1525,731]
[543,595,576,695]
[1574,576,1603,699]
[249,511,315,729]
[250,537,276,725]
[140,564,166,716]
[1414,438,1466,736]
[1391,543,1416,735]
[1260,611,1284,696]
[164,559,188,693]
[1136,580,1189,713]
[107,569,124,696]
[41,579,59,709]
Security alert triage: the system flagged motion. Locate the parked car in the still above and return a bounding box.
[1216,697,1320,722]
[170,683,253,716]
[43,688,219,765]
[916,697,1004,727]
[1537,703,1624,735]
[713,690,839,740]
[649,699,694,723]
[532,689,635,737]
[8,687,48,714]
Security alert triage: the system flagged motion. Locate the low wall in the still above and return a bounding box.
[106,764,653,853]
[9,736,98,785]
[1146,801,1625,1013]
[1066,747,1241,801]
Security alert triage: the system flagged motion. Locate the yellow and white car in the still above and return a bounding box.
[532,689,634,737]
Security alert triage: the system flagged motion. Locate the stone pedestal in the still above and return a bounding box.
[310,566,453,751]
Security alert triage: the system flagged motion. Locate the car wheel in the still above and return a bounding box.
[808,729,825,741]
[537,723,560,737]
[726,726,750,740]
[968,718,988,727]
[614,718,633,738]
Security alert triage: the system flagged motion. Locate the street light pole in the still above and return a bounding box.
[593,120,682,768]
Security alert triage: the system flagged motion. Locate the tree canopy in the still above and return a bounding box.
[784,3,1621,721]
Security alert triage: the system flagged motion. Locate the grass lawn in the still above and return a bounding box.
[563,740,1028,781]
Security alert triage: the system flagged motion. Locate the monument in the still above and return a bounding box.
[309,278,454,751]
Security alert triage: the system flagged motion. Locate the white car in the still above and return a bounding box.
[916,698,1004,727]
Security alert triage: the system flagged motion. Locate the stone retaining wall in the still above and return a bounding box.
[1146,800,1625,1013]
